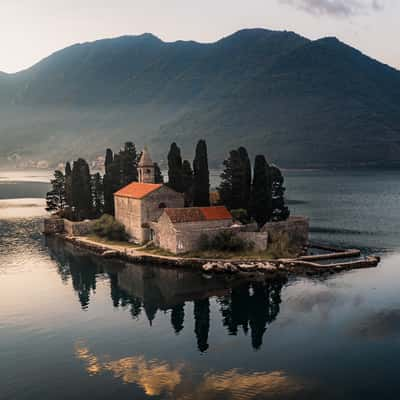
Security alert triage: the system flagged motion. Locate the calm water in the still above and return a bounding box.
[1,169,400,399]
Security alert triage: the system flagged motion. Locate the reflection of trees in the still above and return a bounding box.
[47,237,98,309]
[47,237,285,352]
[171,304,185,334]
[194,299,210,353]
[69,262,97,310]
[219,280,284,350]
[109,273,142,319]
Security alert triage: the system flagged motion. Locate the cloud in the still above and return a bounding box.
[279,0,386,17]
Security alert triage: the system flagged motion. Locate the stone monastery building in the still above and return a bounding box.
[114,148,240,254]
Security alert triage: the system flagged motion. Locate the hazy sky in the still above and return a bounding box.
[1,0,399,73]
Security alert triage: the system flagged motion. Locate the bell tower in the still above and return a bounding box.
[138,147,155,183]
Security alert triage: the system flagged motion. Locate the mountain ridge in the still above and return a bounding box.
[0,28,399,168]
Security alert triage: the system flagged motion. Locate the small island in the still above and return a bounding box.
[44,141,380,276]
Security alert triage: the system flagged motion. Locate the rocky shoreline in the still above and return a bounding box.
[53,234,381,278]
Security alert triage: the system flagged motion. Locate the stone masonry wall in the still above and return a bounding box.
[64,219,96,236]
[237,231,269,252]
[115,186,183,244]
[262,216,309,252]
[115,196,142,242]
[43,217,65,234]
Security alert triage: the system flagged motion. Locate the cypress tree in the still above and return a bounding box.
[238,147,252,212]
[105,149,113,174]
[120,141,139,185]
[65,162,72,207]
[218,149,242,210]
[271,166,290,221]
[91,172,104,217]
[46,170,66,212]
[71,158,92,220]
[193,140,210,207]
[103,149,114,215]
[154,163,164,183]
[167,143,184,192]
[250,155,272,227]
[182,160,193,207]
[218,147,251,212]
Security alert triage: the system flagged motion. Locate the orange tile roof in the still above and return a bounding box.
[114,182,163,199]
[165,206,232,224]
[200,206,232,221]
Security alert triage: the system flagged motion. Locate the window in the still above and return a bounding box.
[177,240,184,250]
[159,203,167,209]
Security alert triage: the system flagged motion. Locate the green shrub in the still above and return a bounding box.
[199,230,254,253]
[198,233,210,251]
[92,214,128,242]
[231,209,250,224]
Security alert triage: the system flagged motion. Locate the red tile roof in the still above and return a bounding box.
[165,206,232,224]
[201,206,232,221]
[114,182,163,199]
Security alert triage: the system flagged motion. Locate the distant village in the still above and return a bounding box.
[45,140,308,257]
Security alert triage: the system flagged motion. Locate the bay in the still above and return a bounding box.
[1,169,400,399]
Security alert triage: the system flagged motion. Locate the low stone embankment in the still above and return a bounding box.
[56,234,380,278]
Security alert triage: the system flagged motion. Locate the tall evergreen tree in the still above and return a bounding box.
[104,152,125,216]
[103,149,114,215]
[218,147,252,211]
[193,140,210,207]
[105,148,113,174]
[167,143,184,192]
[271,166,290,221]
[154,163,164,184]
[250,155,272,227]
[71,158,93,220]
[46,170,66,212]
[64,162,72,207]
[238,147,252,212]
[218,149,242,210]
[120,141,139,185]
[91,172,104,217]
[182,160,193,207]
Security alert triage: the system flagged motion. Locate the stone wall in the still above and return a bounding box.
[115,185,184,244]
[64,219,96,236]
[237,231,269,252]
[43,217,64,234]
[115,196,142,241]
[144,187,184,224]
[262,216,309,253]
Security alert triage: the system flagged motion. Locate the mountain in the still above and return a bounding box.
[0,28,399,168]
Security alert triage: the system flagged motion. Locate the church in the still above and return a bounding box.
[114,147,245,253]
[114,148,184,243]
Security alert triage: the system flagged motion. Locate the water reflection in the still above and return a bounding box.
[46,237,286,352]
[75,341,307,399]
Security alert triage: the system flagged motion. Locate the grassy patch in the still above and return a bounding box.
[86,235,139,248]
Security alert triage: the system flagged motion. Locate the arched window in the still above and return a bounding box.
[159,203,167,209]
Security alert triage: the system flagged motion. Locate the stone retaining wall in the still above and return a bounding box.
[261,216,309,252]
[43,217,65,234]
[64,219,97,236]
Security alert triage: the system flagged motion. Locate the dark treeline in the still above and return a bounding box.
[47,138,289,226]
[47,142,141,220]
[218,148,290,227]
[47,139,210,220]
[166,140,209,207]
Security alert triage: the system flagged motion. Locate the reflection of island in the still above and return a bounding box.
[75,341,308,399]
[47,237,286,351]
